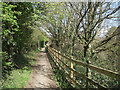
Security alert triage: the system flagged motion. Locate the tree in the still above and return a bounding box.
[2,2,48,77]
[42,2,120,88]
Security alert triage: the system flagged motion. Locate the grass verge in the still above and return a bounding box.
[2,50,39,88]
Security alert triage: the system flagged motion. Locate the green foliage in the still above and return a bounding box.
[45,2,119,88]
[31,26,49,44]
[2,50,38,88]
[35,49,41,53]
[47,50,72,88]
[2,2,35,65]
[53,69,72,88]
[2,69,31,88]
[2,2,49,86]
[2,2,119,88]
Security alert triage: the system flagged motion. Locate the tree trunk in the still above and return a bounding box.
[84,45,89,89]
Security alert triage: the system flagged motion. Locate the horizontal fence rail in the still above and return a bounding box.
[47,46,120,89]
[49,50,82,88]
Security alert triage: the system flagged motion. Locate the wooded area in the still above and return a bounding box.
[47,2,120,88]
[48,46,120,88]
[1,2,120,89]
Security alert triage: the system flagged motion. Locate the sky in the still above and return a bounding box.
[99,1,119,37]
[39,1,119,37]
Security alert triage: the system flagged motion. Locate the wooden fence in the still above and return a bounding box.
[48,46,120,89]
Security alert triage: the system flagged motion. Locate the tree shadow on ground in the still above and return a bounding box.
[13,53,37,69]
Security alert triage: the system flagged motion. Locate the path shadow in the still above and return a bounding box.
[31,65,45,69]
[37,82,58,88]
[40,51,45,53]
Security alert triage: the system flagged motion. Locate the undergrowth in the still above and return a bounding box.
[2,50,40,88]
[46,47,72,88]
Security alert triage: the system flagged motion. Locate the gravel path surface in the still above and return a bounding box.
[25,47,58,88]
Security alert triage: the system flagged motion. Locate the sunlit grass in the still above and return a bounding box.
[2,50,40,88]
[2,68,31,88]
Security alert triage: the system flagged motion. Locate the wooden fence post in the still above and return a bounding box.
[48,47,50,55]
[59,51,61,70]
[53,49,56,63]
[63,53,66,70]
[88,61,91,79]
[88,61,91,88]
[86,60,91,89]
[56,50,58,66]
[71,56,73,83]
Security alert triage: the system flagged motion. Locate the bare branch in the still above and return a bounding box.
[95,25,120,49]
[94,41,120,54]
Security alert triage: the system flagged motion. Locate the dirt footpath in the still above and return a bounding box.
[25,48,58,88]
